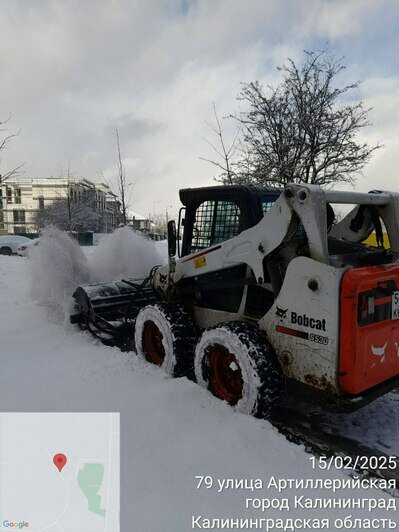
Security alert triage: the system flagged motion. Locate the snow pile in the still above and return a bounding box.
[89,226,163,282]
[29,226,90,318]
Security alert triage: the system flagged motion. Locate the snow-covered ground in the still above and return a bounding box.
[0,229,398,531]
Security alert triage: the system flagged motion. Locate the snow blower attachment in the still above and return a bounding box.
[71,183,399,417]
[70,275,158,348]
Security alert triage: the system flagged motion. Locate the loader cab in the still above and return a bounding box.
[179,185,280,258]
[176,185,280,318]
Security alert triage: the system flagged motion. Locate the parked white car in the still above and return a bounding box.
[0,235,31,255]
[17,237,41,257]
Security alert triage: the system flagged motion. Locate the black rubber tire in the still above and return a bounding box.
[0,247,12,255]
[134,302,197,379]
[194,321,284,418]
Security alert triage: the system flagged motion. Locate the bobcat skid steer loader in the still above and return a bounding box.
[70,183,399,418]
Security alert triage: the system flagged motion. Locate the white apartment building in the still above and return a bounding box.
[0,177,120,235]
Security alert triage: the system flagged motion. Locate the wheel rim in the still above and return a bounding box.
[142,320,165,365]
[206,344,244,406]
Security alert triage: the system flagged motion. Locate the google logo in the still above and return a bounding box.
[2,521,29,529]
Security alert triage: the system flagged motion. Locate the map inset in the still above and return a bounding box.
[0,412,120,532]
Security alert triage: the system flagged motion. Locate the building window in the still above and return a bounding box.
[13,210,26,223]
[7,187,12,203]
[38,196,44,210]
[15,188,21,204]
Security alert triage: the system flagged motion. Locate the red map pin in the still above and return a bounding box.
[53,453,67,472]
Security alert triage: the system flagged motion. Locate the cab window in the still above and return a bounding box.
[261,195,278,215]
[191,200,242,253]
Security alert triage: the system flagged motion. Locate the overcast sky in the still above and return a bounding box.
[1,0,399,218]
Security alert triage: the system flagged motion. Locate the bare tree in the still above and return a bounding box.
[113,127,133,225]
[226,50,380,187]
[0,115,24,232]
[34,162,101,232]
[34,195,100,233]
[151,211,168,238]
[200,103,241,184]
[0,114,24,183]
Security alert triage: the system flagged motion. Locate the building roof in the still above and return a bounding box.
[5,177,112,192]
[128,211,148,221]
